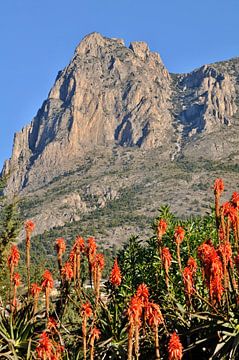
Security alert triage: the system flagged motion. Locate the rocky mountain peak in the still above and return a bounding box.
[2,34,239,201]
[75,32,117,56]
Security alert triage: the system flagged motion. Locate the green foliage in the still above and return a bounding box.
[0,176,22,299]
[0,301,45,359]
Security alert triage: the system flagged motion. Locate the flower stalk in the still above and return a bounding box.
[81,302,92,360]
[25,220,35,296]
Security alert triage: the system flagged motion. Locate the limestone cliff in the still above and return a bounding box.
[3,33,173,194]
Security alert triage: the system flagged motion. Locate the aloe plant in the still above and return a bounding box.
[0,300,44,359]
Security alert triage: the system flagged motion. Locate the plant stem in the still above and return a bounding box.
[155,324,160,360]
[26,234,31,297]
[127,323,134,360]
[82,316,87,360]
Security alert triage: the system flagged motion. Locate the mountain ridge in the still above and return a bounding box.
[2,33,239,243]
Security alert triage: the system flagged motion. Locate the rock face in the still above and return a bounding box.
[2,33,239,241]
[174,65,237,135]
[3,33,173,194]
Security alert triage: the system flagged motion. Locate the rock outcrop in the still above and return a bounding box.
[174,65,237,136]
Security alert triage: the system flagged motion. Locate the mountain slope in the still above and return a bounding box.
[2,33,239,243]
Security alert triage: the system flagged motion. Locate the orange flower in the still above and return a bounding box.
[69,236,85,283]
[41,270,54,289]
[94,253,105,270]
[90,327,101,341]
[73,236,85,253]
[157,219,167,236]
[162,247,172,288]
[198,241,224,302]
[162,247,172,269]
[168,332,183,360]
[174,226,185,244]
[81,302,92,318]
[214,178,224,197]
[231,192,239,208]
[13,272,21,287]
[36,331,53,359]
[55,238,66,256]
[87,237,97,262]
[146,302,164,327]
[109,259,122,287]
[218,241,233,267]
[31,283,42,296]
[25,220,35,235]
[7,245,20,269]
[183,267,194,296]
[136,283,149,306]
[61,262,74,280]
[222,201,237,223]
[127,295,143,324]
[187,257,197,275]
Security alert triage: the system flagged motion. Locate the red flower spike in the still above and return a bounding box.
[157,219,167,236]
[55,238,66,255]
[183,267,194,296]
[127,295,143,324]
[81,302,92,318]
[36,331,53,359]
[87,237,97,259]
[222,201,238,223]
[214,178,224,197]
[198,241,224,303]
[61,262,74,280]
[25,220,35,234]
[41,270,54,289]
[146,302,164,327]
[231,192,239,208]
[72,236,85,253]
[31,283,42,296]
[13,272,21,287]
[95,253,105,270]
[168,332,183,360]
[136,283,149,306]
[174,226,185,244]
[90,327,101,341]
[162,247,172,268]
[187,257,197,274]
[218,241,233,267]
[7,245,20,269]
[110,259,122,287]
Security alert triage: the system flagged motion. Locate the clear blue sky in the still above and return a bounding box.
[0,0,239,169]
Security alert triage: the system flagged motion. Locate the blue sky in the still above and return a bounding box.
[0,0,239,169]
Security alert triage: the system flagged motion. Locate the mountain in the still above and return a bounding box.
[2,33,239,244]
